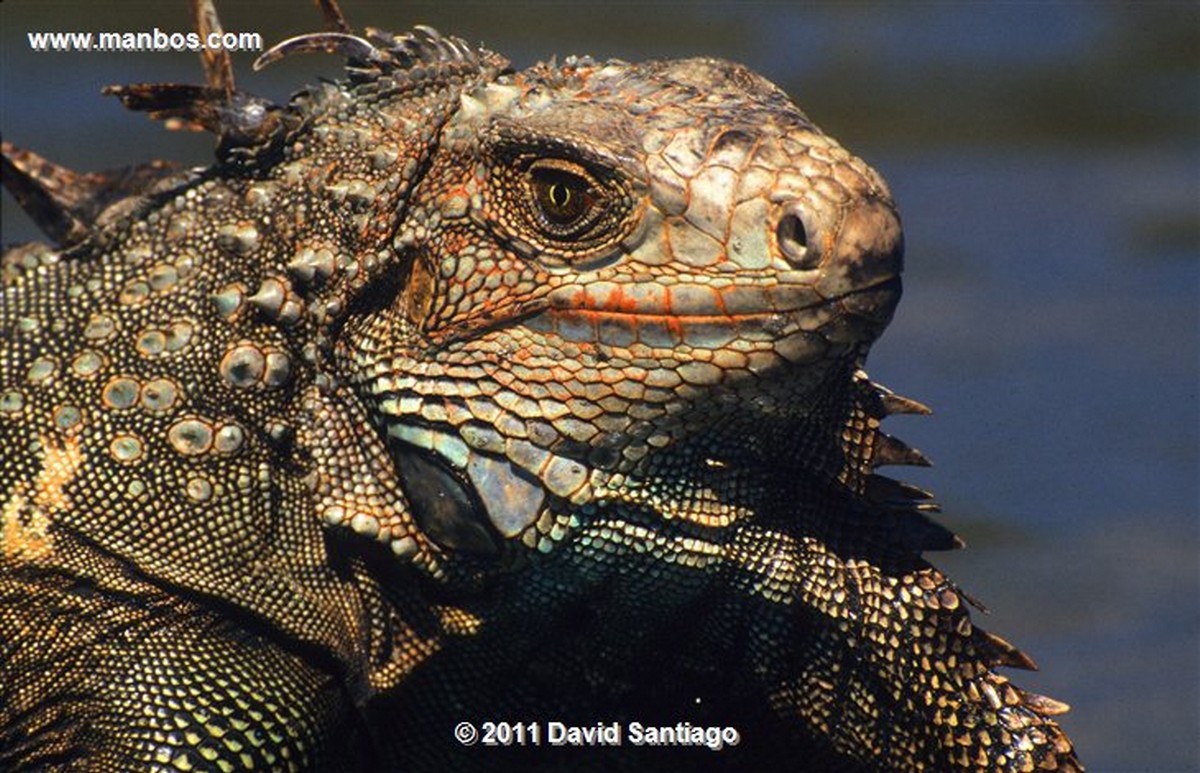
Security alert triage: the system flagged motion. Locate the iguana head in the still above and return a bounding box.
[26,18,905,575]
[322,41,905,565]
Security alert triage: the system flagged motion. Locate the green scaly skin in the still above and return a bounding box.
[1,18,1080,772]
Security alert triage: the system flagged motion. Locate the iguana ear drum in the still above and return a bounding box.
[391,446,501,555]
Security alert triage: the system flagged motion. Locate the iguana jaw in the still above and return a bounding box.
[342,56,908,570]
[373,274,903,566]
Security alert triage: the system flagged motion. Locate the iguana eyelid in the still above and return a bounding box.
[484,120,641,182]
[479,132,641,267]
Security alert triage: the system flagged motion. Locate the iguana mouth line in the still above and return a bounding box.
[420,279,895,351]
[530,277,901,349]
[550,276,901,322]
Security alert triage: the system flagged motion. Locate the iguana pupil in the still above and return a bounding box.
[546,180,572,211]
[530,164,593,229]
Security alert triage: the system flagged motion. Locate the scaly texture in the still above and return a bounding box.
[1,14,1080,772]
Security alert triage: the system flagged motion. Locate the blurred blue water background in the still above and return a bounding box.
[3,3,1197,770]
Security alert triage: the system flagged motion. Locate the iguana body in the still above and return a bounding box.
[0,9,1080,771]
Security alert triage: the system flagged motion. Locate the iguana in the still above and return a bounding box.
[0,2,1081,769]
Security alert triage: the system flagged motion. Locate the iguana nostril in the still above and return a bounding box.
[776,204,819,269]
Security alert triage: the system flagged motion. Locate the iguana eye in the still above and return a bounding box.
[526,160,600,237]
[483,133,641,265]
